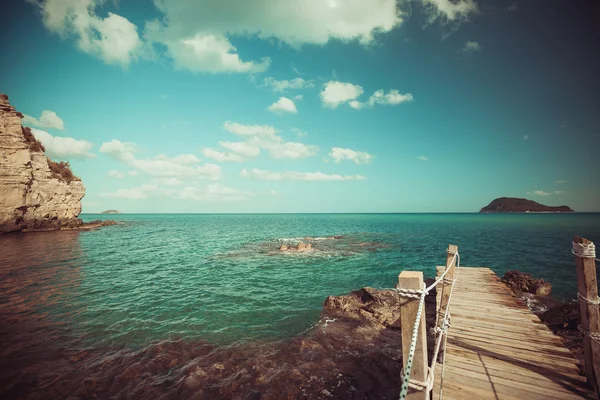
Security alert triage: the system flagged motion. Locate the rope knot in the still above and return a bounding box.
[577,292,600,305]
[572,241,596,259]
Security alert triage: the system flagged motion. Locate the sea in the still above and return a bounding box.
[0,213,598,399]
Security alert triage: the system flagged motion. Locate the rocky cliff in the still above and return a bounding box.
[0,94,86,233]
[480,197,574,213]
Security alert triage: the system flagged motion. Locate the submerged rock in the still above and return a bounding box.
[279,241,313,252]
[501,270,552,296]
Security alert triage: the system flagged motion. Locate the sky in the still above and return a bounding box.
[0,0,598,213]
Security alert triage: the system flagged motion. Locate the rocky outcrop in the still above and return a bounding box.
[279,241,313,252]
[501,270,552,296]
[101,210,121,214]
[0,94,86,233]
[480,197,573,212]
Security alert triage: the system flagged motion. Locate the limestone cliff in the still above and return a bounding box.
[0,94,86,233]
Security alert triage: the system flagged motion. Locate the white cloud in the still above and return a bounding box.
[22,110,65,130]
[154,153,201,165]
[268,96,298,114]
[156,32,271,74]
[329,147,373,164]
[222,122,317,160]
[291,127,307,138]
[33,0,142,66]
[31,128,95,159]
[223,121,278,140]
[417,156,429,161]
[263,77,314,92]
[108,170,138,179]
[523,135,529,140]
[262,141,318,159]
[108,170,125,179]
[100,139,222,179]
[101,182,249,201]
[152,177,184,186]
[144,0,403,74]
[269,189,279,197]
[421,0,479,23]
[508,4,517,12]
[131,157,221,179]
[241,168,365,181]
[527,190,551,196]
[219,141,261,158]
[294,94,304,101]
[201,148,246,162]
[460,40,482,52]
[320,81,364,108]
[147,0,403,47]
[99,139,138,162]
[351,89,414,109]
[554,190,565,195]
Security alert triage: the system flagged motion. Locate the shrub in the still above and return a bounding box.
[22,126,45,153]
[47,159,81,183]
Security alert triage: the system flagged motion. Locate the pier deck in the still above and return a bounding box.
[432,267,594,400]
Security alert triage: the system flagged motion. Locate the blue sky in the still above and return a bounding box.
[1,0,598,212]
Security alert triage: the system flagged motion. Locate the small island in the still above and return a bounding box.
[480,197,574,213]
[101,210,121,214]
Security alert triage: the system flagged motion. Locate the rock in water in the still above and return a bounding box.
[501,270,552,296]
[0,94,86,233]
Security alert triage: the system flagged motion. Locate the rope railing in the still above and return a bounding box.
[396,248,460,400]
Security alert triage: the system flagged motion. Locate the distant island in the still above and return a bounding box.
[101,210,121,214]
[480,197,574,213]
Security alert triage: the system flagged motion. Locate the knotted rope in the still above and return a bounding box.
[572,241,599,262]
[579,325,600,343]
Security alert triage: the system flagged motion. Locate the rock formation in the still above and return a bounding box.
[101,209,121,214]
[480,197,573,212]
[279,241,313,252]
[501,270,552,296]
[0,94,86,233]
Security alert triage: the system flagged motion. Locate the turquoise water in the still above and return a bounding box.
[2,213,598,348]
[1,213,599,398]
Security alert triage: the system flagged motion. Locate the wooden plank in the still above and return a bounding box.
[444,356,587,385]
[440,364,590,399]
[432,266,594,399]
[398,271,428,400]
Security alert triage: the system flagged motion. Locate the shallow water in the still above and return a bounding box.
[0,213,598,398]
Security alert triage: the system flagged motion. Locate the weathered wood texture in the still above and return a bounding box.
[432,267,594,400]
[399,271,428,400]
[574,235,600,397]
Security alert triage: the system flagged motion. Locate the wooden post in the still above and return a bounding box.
[399,271,428,400]
[437,245,458,331]
[574,236,600,397]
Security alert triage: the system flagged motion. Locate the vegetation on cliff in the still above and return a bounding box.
[47,159,81,183]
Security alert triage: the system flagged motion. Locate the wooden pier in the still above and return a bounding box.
[397,240,599,400]
[432,267,593,399]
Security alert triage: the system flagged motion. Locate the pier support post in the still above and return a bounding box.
[399,271,428,400]
[436,244,458,358]
[573,236,600,397]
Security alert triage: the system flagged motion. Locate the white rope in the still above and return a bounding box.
[572,241,599,261]
[424,251,458,293]
[398,283,427,400]
[397,249,460,400]
[578,324,600,343]
[577,292,600,305]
